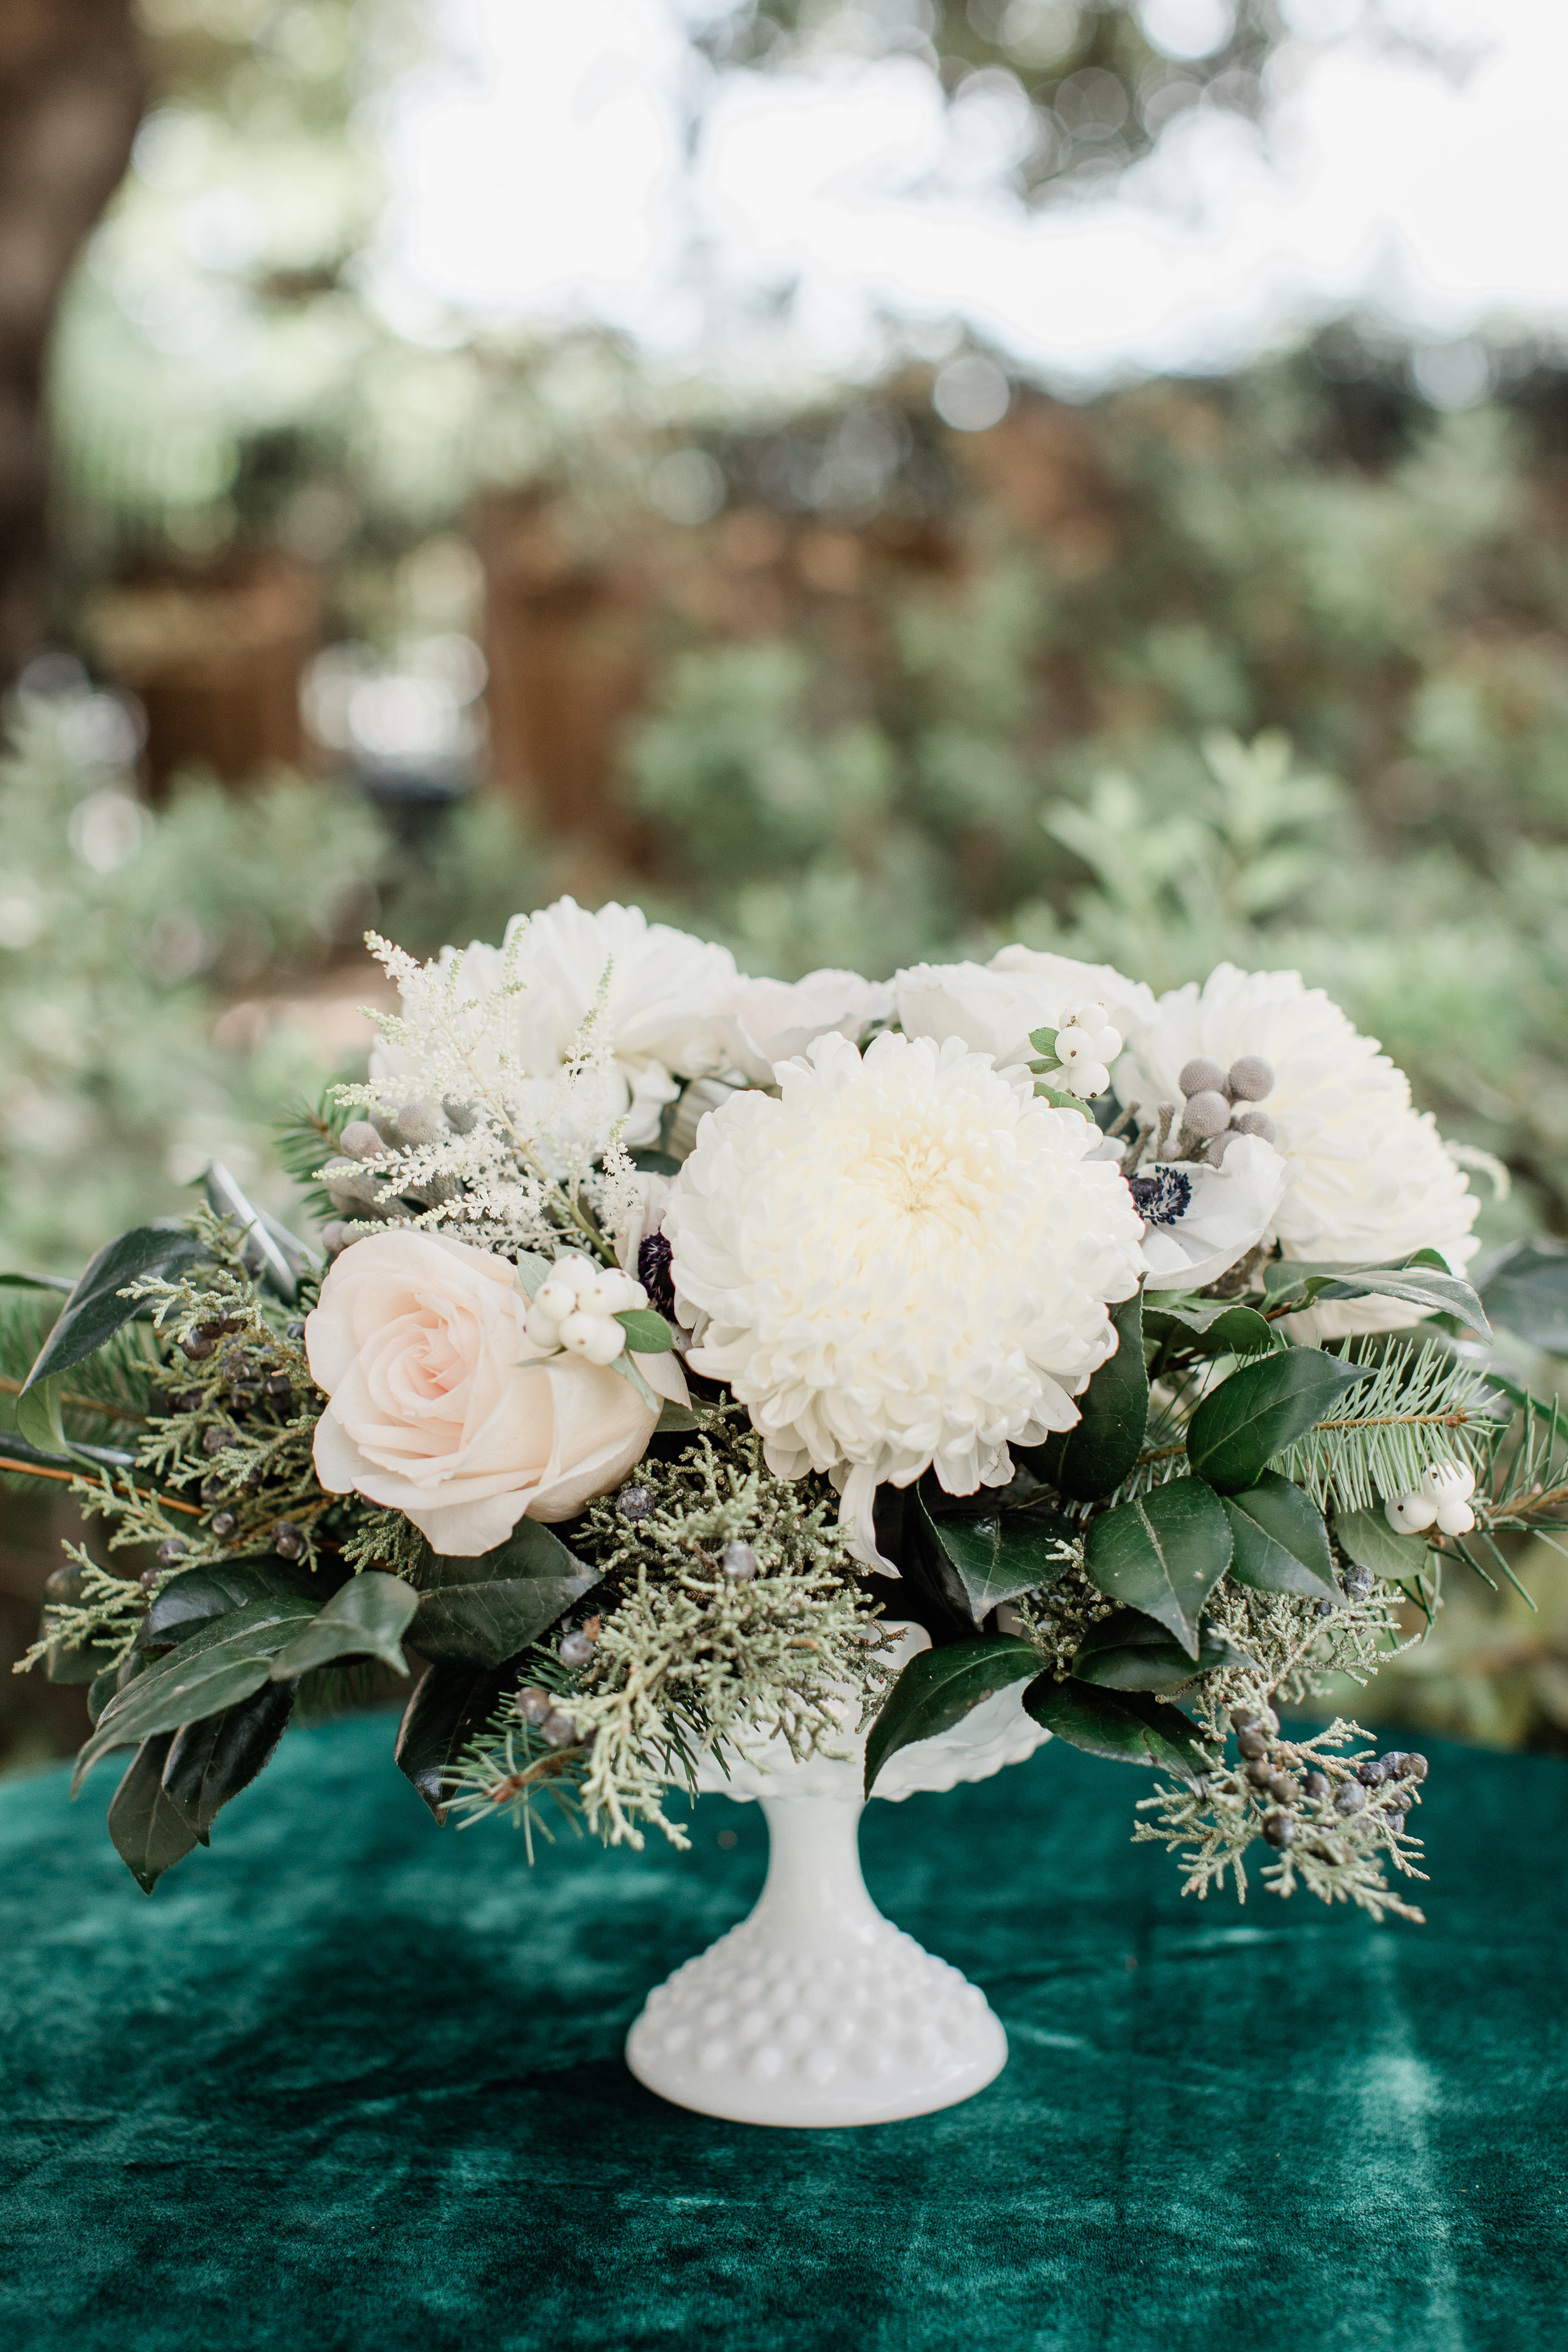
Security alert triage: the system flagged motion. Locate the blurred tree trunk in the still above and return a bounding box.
[0,0,145,689]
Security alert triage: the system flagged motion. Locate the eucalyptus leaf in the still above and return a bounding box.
[74,1596,319,1788]
[1261,1257,1490,1339]
[266,1571,417,1679]
[1029,1290,1148,1500]
[1022,1675,1209,1783]
[1186,1347,1363,1494]
[21,1223,207,1396]
[863,1637,1041,1796]
[107,1734,202,1892]
[396,1655,522,1820]
[1072,1609,1253,1692]
[1480,1239,1568,1354]
[161,1680,297,1843]
[614,1307,675,1354]
[1083,1476,1233,1658]
[1222,1471,1342,1604]
[1334,1506,1433,1583]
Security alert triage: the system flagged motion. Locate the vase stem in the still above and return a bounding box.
[752,1796,880,1946]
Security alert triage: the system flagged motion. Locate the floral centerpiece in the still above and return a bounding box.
[11,900,1561,2118]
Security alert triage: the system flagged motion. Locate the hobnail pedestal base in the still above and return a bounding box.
[625,1794,1007,2127]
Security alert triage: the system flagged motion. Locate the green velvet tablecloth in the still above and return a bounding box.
[1,1715,1563,2352]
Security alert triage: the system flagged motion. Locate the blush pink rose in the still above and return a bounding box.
[306,1229,686,1557]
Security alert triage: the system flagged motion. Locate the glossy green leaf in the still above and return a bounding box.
[1261,1256,1490,1339]
[267,1571,417,1679]
[411,1520,598,1666]
[1222,1471,1342,1604]
[1480,1240,1568,1354]
[1186,1347,1363,1493]
[613,1307,675,1353]
[1145,1301,1276,1357]
[21,1224,208,1396]
[0,1271,73,1292]
[1334,1507,1433,1583]
[1030,1291,1148,1500]
[14,1373,70,1458]
[395,1656,521,1820]
[1023,1676,1209,1783]
[107,1734,202,1892]
[74,1596,318,1789]
[161,1681,297,1845]
[1083,1476,1233,1658]
[140,1556,325,1651]
[863,1638,1041,1796]
[917,1498,1078,1622]
[88,1651,144,1724]
[1072,1609,1253,1691]
[1032,1083,1094,1120]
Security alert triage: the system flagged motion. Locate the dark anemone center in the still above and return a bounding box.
[637,1231,677,1318]
[1128,1167,1193,1226]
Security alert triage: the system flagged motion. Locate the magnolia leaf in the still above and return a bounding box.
[0,1271,74,1292]
[266,1571,418,1680]
[107,1735,203,1892]
[73,1596,319,1789]
[140,1557,325,1651]
[917,1498,1078,1623]
[1480,1240,1568,1354]
[863,1638,1041,1796]
[1186,1347,1363,1495]
[411,1522,598,1666]
[396,1656,522,1820]
[1073,1609,1253,1692]
[21,1223,208,1396]
[1261,1257,1490,1339]
[613,1307,675,1353]
[1022,1677,1208,1783]
[1029,1291,1148,1501]
[1222,1471,1342,1604]
[1334,1507,1433,1583]
[1083,1476,1233,1658]
[160,1681,297,1843]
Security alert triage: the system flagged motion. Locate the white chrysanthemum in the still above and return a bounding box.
[372,898,739,1149]
[896,949,1158,1074]
[1114,965,1478,1333]
[664,1030,1145,1553]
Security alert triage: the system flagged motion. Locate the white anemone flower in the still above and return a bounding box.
[1114,965,1479,1335]
[663,1030,1145,1563]
[712,968,894,1085]
[1130,1135,1291,1293]
[372,898,739,1151]
[896,948,1158,1092]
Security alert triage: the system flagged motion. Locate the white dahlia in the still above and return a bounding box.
[663,1030,1145,1557]
[1113,965,1478,1333]
[896,948,1158,1078]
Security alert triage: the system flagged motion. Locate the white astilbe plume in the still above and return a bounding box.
[1114,965,1479,1335]
[664,1031,1145,1559]
[331,933,637,1261]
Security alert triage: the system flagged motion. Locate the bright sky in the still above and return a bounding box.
[377,0,1568,396]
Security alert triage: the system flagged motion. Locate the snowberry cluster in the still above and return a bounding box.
[1176,1052,1277,1166]
[1054,1000,1124,1098]
[524,1253,649,1367]
[1384,1458,1477,1539]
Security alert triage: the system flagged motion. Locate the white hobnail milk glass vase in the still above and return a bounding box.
[625,1626,1050,2129]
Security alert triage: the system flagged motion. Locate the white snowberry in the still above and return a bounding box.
[1421,1459,1476,1507]
[1063,1058,1111,1099]
[1434,1500,1476,1537]
[1056,1025,1096,1062]
[1385,1492,1438,1535]
[525,1258,649,1363]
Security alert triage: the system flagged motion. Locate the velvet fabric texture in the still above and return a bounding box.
[0,1715,1562,2352]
